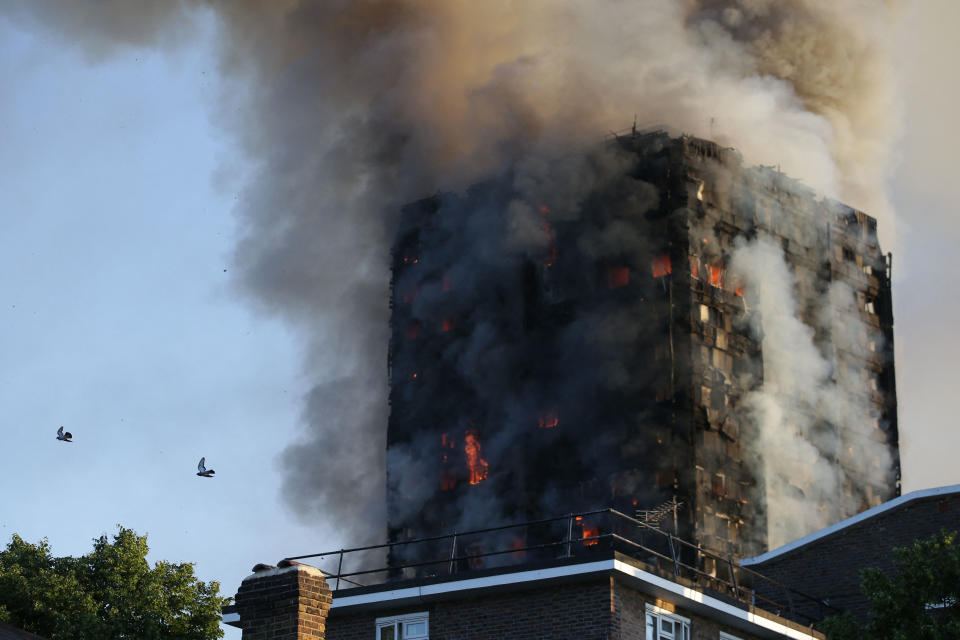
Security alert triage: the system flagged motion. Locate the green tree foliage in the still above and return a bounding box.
[0,527,230,640]
[821,529,960,640]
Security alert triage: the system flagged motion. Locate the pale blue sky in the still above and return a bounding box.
[0,4,958,640]
[0,13,322,639]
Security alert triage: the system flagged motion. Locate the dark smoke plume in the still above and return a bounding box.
[2,0,903,546]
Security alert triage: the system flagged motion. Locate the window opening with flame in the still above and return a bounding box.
[707,265,723,288]
[440,472,456,491]
[652,255,672,278]
[441,317,455,332]
[575,516,600,547]
[463,430,489,485]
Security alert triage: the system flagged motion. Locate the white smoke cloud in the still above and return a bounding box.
[730,234,893,548]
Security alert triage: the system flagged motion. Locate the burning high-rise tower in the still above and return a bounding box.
[386,129,899,559]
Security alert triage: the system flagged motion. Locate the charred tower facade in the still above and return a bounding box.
[387,131,899,559]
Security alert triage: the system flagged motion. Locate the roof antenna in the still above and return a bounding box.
[710,117,716,140]
[632,114,637,136]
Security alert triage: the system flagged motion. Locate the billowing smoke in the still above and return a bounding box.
[3,1,903,547]
[730,235,893,549]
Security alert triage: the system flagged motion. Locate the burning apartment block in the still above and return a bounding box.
[386,129,899,560]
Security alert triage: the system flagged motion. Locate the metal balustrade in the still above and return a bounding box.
[283,508,837,626]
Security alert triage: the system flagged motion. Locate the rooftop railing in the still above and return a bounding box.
[284,508,838,627]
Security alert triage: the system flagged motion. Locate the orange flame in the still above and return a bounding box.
[464,430,489,485]
[707,265,723,288]
[538,411,558,429]
[689,255,699,279]
[608,266,629,289]
[582,525,599,546]
[575,516,599,546]
[652,254,672,278]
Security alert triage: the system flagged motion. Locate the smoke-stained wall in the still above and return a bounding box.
[387,131,899,558]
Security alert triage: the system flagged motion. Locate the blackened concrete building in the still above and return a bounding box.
[386,130,899,560]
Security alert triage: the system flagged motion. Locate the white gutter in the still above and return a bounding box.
[331,560,612,608]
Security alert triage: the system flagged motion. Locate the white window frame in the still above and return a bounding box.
[645,603,690,640]
[375,612,429,640]
[719,632,744,640]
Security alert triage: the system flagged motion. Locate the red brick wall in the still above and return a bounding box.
[235,565,332,640]
[327,577,775,640]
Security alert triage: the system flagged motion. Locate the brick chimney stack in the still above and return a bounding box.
[234,560,332,640]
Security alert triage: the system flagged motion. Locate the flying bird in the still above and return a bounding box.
[197,457,215,478]
[56,426,72,442]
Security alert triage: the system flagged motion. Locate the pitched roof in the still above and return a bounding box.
[0,622,49,640]
[741,483,960,566]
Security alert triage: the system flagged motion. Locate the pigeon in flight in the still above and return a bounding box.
[56,426,72,442]
[197,457,215,478]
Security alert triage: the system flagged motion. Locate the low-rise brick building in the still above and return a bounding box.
[322,554,822,640]
[225,510,826,640]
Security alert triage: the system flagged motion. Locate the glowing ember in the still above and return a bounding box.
[464,430,489,485]
[538,411,558,429]
[442,317,455,332]
[652,254,671,278]
[510,537,526,559]
[608,266,629,289]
